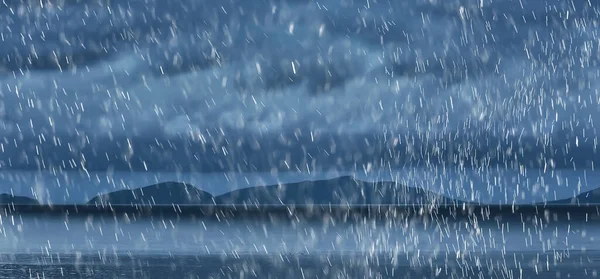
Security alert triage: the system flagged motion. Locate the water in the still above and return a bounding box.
[3,252,600,278]
[2,214,598,255]
[1,214,600,278]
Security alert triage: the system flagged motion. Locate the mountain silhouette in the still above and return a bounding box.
[214,176,455,206]
[0,194,40,205]
[549,188,600,206]
[87,182,214,206]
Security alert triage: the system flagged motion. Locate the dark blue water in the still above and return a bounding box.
[3,251,599,279]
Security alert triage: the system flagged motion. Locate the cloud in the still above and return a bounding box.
[0,0,599,148]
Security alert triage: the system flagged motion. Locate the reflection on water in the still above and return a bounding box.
[0,214,598,255]
[0,213,598,278]
[2,251,600,278]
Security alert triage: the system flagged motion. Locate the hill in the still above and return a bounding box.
[214,176,456,206]
[87,182,214,206]
[548,188,600,206]
[0,194,40,205]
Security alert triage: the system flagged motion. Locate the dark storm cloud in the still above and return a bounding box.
[0,127,597,173]
[0,0,600,171]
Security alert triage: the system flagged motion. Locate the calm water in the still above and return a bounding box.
[2,252,600,278]
[2,214,599,254]
[0,209,598,278]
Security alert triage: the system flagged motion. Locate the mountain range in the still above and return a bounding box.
[1,176,599,206]
[87,182,214,206]
[0,193,39,205]
[548,188,600,206]
[212,176,454,206]
[87,176,454,206]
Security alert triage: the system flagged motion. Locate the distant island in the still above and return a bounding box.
[84,176,456,206]
[3,176,600,207]
[548,188,600,206]
[87,182,215,206]
[0,193,40,205]
[213,176,455,206]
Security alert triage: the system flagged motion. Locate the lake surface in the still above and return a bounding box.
[0,168,599,204]
[1,214,600,278]
[3,252,600,278]
[1,214,598,255]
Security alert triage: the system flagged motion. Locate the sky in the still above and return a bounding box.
[0,0,599,173]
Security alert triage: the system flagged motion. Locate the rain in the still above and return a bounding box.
[0,0,599,278]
